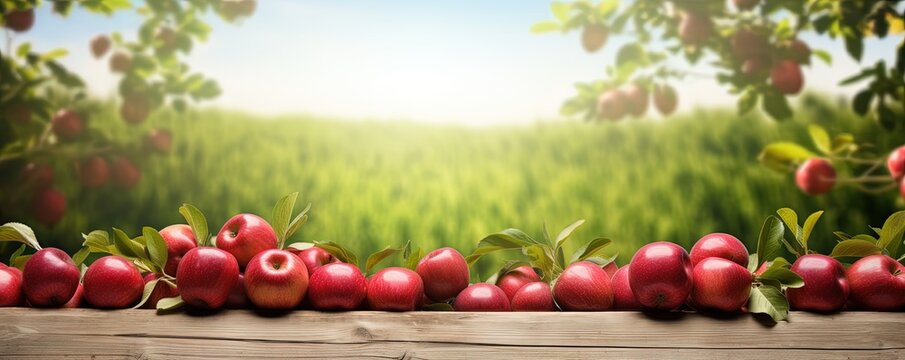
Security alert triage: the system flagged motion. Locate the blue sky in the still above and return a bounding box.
[14,0,902,125]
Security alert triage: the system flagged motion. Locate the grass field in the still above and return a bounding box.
[5,95,904,275]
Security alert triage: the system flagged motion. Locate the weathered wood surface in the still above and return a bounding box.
[1,309,903,359]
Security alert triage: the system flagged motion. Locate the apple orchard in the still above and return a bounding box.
[2,0,905,326]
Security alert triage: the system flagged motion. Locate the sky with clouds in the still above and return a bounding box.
[12,0,903,125]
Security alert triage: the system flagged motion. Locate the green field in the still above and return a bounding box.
[7,95,904,275]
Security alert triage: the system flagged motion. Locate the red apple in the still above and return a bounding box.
[22,248,80,307]
[771,60,804,95]
[678,11,712,46]
[159,224,197,276]
[510,281,556,311]
[416,247,470,302]
[120,93,151,124]
[597,90,627,121]
[109,52,132,73]
[4,101,31,123]
[225,274,249,309]
[733,0,759,11]
[292,247,339,275]
[731,29,769,60]
[741,56,770,77]
[83,256,143,309]
[155,27,178,53]
[111,156,141,189]
[653,84,678,116]
[32,188,66,226]
[496,266,541,301]
[62,283,84,308]
[90,34,111,58]
[581,25,607,53]
[553,261,614,311]
[141,273,179,309]
[788,39,811,64]
[3,9,34,32]
[454,283,510,311]
[887,146,905,180]
[629,241,693,310]
[176,247,240,309]
[0,266,24,307]
[307,263,367,310]
[622,84,649,117]
[21,162,54,190]
[366,267,423,311]
[77,156,110,188]
[795,158,836,195]
[846,255,905,311]
[690,233,749,267]
[51,109,84,140]
[691,257,753,312]
[244,249,309,310]
[146,129,173,153]
[611,265,641,310]
[602,261,618,278]
[787,254,849,312]
[216,213,278,268]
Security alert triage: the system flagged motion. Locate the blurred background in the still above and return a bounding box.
[1,0,904,275]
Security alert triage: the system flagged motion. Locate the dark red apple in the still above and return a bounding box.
[787,254,849,312]
[0,266,24,307]
[32,188,66,226]
[120,93,151,124]
[887,146,905,180]
[653,84,678,116]
[678,11,712,46]
[691,257,753,312]
[454,283,510,311]
[3,9,34,32]
[733,0,759,11]
[366,267,423,311]
[597,90,627,121]
[553,261,614,311]
[111,156,141,188]
[416,247,470,302]
[146,129,173,153]
[510,281,556,311]
[216,213,278,268]
[4,101,31,123]
[496,266,541,300]
[307,263,367,310]
[622,84,649,117]
[109,52,132,73]
[22,248,80,307]
[731,29,768,60]
[159,224,197,276]
[77,156,109,188]
[846,255,905,311]
[225,274,249,309]
[690,233,749,267]
[21,162,54,190]
[176,247,240,309]
[83,256,143,309]
[244,249,309,310]
[629,241,693,310]
[51,109,84,140]
[90,34,111,58]
[795,158,836,195]
[611,265,641,310]
[771,60,804,95]
[141,273,179,309]
[62,283,84,308]
[292,247,339,275]
[581,25,608,53]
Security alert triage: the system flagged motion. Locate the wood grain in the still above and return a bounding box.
[0,309,902,359]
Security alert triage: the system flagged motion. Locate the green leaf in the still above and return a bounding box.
[807,125,831,155]
[843,32,863,61]
[756,216,786,267]
[570,237,613,263]
[156,295,185,313]
[523,244,556,282]
[555,219,585,248]
[530,21,562,34]
[762,91,793,120]
[9,244,26,265]
[286,242,315,251]
[852,90,874,116]
[179,204,209,247]
[748,285,790,322]
[113,228,145,258]
[758,143,814,173]
[365,244,403,274]
[550,2,571,22]
[403,245,423,271]
[315,241,359,266]
[16,43,31,58]
[285,203,311,242]
[757,268,804,288]
[800,210,824,251]
[766,257,791,269]
[877,211,905,258]
[39,48,68,61]
[11,255,31,270]
[776,208,801,243]
[833,231,853,241]
[143,227,168,274]
[131,278,159,309]
[485,260,530,284]
[583,253,618,267]
[811,49,832,65]
[747,253,759,273]
[421,303,455,311]
[737,89,758,115]
[271,192,299,248]
[831,134,855,154]
[830,239,882,258]
[71,247,91,267]
[82,230,112,253]
[0,222,42,250]
[466,228,538,265]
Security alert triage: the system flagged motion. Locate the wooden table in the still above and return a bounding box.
[1,309,902,359]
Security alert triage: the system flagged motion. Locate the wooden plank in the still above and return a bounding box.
[1,309,903,359]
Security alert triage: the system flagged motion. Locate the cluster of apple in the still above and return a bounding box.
[595,83,677,121]
[794,145,905,199]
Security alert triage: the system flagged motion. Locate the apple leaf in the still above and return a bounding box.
[829,239,882,259]
[315,241,358,266]
[143,227,168,274]
[570,237,612,263]
[466,228,538,265]
[523,244,557,282]
[179,204,209,247]
[131,278,159,309]
[757,268,804,288]
[8,244,26,266]
[758,143,814,173]
[876,211,905,259]
[485,259,530,284]
[71,247,91,267]
[156,295,185,313]
[833,231,852,241]
[11,254,31,270]
[800,210,824,252]
[403,244,424,271]
[365,243,404,274]
[757,215,787,264]
[0,222,42,250]
[286,242,315,251]
[284,202,311,244]
[82,230,112,253]
[113,228,145,259]
[776,208,801,243]
[583,253,617,268]
[271,192,298,247]
[748,285,790,322]
[422,303,455,311]
[747,253,759,273]
[766,257,791,269]
[807,125,832,155]
[530,21,561,34]
[554,219,585,249]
